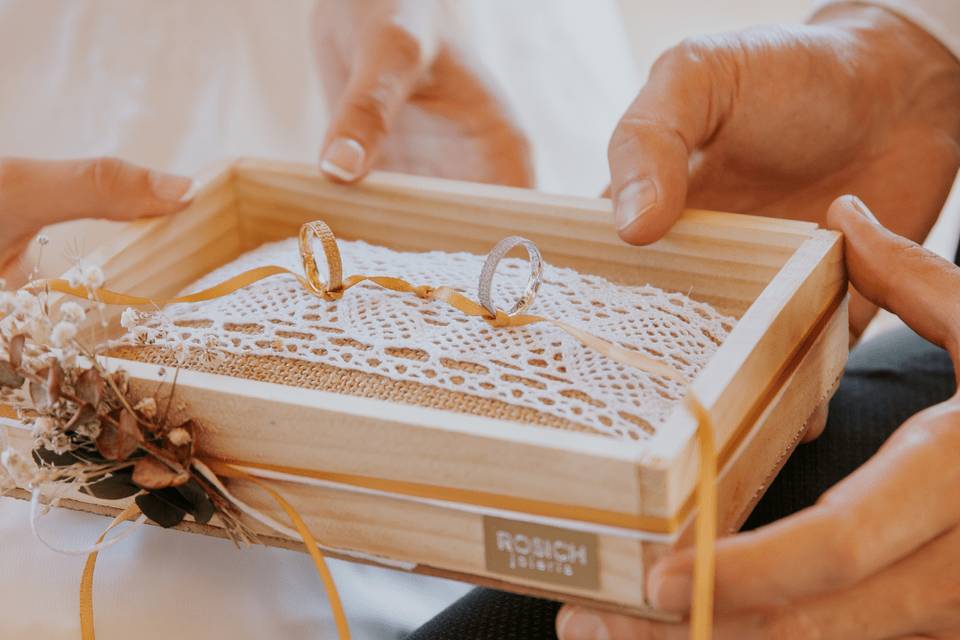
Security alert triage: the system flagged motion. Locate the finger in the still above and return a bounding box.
[648,398,960,612]
[608,39,732,245]
[0,236,31,280]
[0,157,192,225]
[742,525,960,640]
[319,12,437,182]
[826,195,960,357]
[800,401,829,443]
[567,527,960,640]
[558,603,804,640]
[558,604,686,640]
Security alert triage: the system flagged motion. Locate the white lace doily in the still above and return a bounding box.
[123,238,735,441]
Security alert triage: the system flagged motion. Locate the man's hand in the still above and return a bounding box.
[0,157,192,286]
[557,196,960,640]
[314,0,533,187]
[608,4,960,336]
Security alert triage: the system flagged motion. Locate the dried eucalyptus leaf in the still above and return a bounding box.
[32,447,80,468]
[46,362,63,404]
[81,472,141,500]
[132,456,189,490]
[8,334,25,368]
[29,379,50,410]
[135,492,186,528]
[150,486,195,514]
[76,368,104,407]
[119,409,144,444]
[96,420,139,461]
[111,371,129,398]
[0,360,24,389]
[71,444,107,465]
[65,403,98,432]
[175,479,215,524]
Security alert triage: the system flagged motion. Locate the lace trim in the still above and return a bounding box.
[120,239,735,442]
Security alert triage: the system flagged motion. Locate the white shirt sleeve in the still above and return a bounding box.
[814,1,960,60]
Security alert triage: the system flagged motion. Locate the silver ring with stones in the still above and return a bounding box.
[478,236,544,318]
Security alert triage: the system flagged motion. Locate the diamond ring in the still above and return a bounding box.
[478,236,544,318]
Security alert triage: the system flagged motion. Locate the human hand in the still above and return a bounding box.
[608,3,960,336]
[0,157,192,287]
[557,195,960,639]
[313,0,533,186]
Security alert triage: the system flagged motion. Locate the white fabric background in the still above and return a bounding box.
[0,1,638,638]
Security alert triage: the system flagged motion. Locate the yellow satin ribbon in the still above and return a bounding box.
[205,403,717,640]
[40,265,304,307]
[688,396,717,640]
[80,503,142,640]
[33,220,717,640]
[38,277,681,382]
[78,480,351,640]
[210,461,352,640]
[203,456,686,534]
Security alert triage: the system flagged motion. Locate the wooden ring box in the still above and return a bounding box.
[4,158,847,617]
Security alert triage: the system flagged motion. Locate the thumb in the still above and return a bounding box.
[319,19,436,183]
[609,41,731,244]
[827,195,960,356]
[0,157,192,225]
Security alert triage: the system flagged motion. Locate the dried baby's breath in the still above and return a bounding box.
[60,302,85,324]
[0,272,247,538]
[134,397,157,419]
[167,427,191,447]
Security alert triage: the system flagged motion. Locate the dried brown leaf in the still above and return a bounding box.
[119,408,144,444]
[8,335,25,368]
[29,378,50,410]
[96,418,139,461]
[76,368,104,407]
[0,360,24,389]
[65,403,98,432]
[46,362,62,404]
[111,370,129,398]
[133,456,189,490]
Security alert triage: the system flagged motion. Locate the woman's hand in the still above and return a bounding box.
[557,196,960,640]
[313,0,533,186]
[0,157,192,287]
[608,3,960,336]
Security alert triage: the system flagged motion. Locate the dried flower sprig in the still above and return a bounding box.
[0,251,253,543]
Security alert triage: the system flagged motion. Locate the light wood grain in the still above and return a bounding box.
[5,158,847,610]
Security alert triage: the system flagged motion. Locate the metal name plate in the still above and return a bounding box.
[483,516,600,591]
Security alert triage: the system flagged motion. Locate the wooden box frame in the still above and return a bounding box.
[3,158,847,615]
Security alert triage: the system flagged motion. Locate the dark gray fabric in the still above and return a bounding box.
[746,326,955,528]
[405,589,563,640]
[406,327,956,639]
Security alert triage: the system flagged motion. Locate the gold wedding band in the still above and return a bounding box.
[298,221,344,298]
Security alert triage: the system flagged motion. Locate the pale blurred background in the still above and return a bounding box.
[620,0,808,69]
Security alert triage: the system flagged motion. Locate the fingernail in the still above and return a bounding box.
[649,570,692,611]
[557,608,610,640]
[615,179,658,232]
[149,171,193,203]
[849,195,879,225]
[321,137,365,181]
